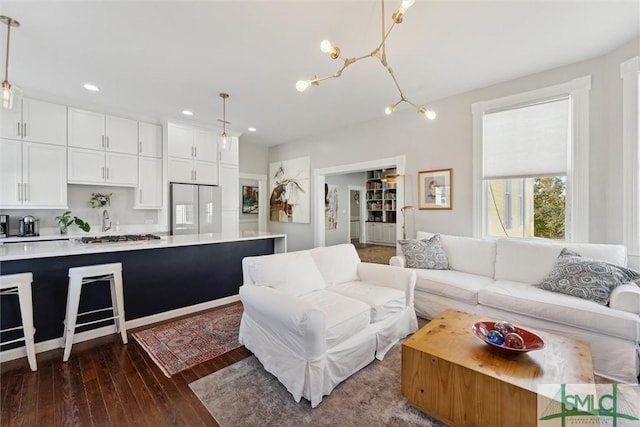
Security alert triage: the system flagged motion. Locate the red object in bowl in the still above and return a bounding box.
[471,321,545,354]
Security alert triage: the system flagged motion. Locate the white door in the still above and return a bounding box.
[23,142,67,208]
[68,108,105,150]
[193,129,217,162]
[0,138,22,207]
[68,147,105,184]
[136,157,163,208]
[138,122,162,158]
[194,160,218,185]
[106,152,137,186]
[22,98,67,146]
[168,157,194,183]
[167,124,193,159]
[106,115,138,154]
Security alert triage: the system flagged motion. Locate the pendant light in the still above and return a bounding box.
[1,16,21,111]
[219,93,231,151]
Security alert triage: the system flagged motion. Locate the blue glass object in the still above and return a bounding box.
[487,330,504,345]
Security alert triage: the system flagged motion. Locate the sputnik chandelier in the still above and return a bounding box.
[296,0,436,120]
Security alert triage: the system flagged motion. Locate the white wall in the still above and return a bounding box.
[268,38,639,251]
[325,172,366,246]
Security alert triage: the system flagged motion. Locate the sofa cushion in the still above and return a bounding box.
[414,269,494,305]
[535,249,640,305]
[309,244,361,286]
[479,280,640,342]
[299,290,371,348]
[494,238,628,284]
[416,232,496,277]
[399,234,449,270]
[246,250,326,296]
[328,281,406,322]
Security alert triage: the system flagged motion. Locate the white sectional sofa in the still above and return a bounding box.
[390,231,640,384]
[239,243,418,408]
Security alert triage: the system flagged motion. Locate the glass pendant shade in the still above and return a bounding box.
[2,81,21,110]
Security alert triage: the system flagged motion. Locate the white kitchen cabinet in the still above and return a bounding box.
[68,147,137,186]
[167,158,217,185]
[167,123,193,159]
[135,157,162,209]
[138,122,162,158]
[0,98,67,146]
[0,138,67,208]
[68,108,137,154]
[218,136,239,166]
[168,123,219,185]
[194,161,218,185]
[219,163,239,234]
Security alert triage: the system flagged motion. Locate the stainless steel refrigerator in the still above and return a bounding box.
[169,182,222,235]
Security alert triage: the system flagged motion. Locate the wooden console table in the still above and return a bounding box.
[401,309,594,427]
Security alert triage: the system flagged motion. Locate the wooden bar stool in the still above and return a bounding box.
[0,272,37,371]
[62,262,127,362]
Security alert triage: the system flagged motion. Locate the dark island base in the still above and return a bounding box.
[1,238,274,347]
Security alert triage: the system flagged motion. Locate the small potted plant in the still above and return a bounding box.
[55,211,91,234]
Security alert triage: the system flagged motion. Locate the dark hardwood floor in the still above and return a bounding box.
[1,304,252,426]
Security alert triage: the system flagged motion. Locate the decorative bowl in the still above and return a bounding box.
[471,321,545,354]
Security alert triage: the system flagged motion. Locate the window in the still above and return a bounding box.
[472,76,591,241]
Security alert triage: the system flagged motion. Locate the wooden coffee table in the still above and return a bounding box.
[401,309,594,427]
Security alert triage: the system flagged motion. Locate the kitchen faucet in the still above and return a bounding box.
[102,209,112,232]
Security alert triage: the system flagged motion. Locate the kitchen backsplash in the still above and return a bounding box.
[1,185,161,235]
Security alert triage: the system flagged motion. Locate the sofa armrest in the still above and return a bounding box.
[239,285,326,357]
[389,255,406,268]
[609,283,640,314]
[357,262,416,308]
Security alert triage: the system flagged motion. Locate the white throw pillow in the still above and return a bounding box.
[247,251,326,296]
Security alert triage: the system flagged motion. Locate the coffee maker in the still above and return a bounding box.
[19,215,39,237]
[0,214,8,238]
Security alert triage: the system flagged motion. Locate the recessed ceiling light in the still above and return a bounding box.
[83,83,100,92]
[248,127,257,132]
[182,110,193,116]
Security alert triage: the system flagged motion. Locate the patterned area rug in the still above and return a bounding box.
[133,303,243,377]
[189,343,445,427]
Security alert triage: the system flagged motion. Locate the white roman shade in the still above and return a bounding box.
[483,98,570,179]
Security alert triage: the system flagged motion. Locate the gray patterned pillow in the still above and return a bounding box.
[398,234,449,270]
[535,248,640,305]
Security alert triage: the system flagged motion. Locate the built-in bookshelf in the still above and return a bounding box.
[365,168,397,223]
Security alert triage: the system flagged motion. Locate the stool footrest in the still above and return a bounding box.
[0,336,26,346]
[76,307,114,317]
[0,325,25,334]
[74,316,120,329]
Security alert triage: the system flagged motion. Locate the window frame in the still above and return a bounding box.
[620,56,639,266]
[472,76,591,242]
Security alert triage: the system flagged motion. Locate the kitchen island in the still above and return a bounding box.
[0,231,286,359]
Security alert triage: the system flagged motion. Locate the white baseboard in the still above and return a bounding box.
[0,295,240,364]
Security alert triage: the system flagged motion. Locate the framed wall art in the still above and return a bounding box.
[242,185,259,214]
[418,168,452,210]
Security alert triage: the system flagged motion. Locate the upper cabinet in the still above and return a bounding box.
[138,122,162,158]
[68,108,137,155]
[0,98,67,146]
[167,124,217,162]
[167,123,218,184]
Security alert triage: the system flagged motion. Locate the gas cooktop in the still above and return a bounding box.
[80,234,162,244]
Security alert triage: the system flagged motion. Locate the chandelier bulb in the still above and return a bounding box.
[296,80,311,92]
[385,104,396,115]
[401,0,416,10]
[424,109,437,120]
[320,40,332,53]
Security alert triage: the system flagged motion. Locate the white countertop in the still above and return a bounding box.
[0,224,168,243]
[0,231,287,261]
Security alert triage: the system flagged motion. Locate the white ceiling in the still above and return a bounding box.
[2,1,638,146]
